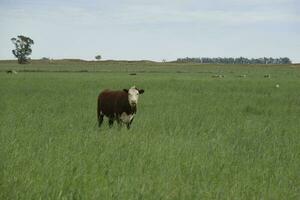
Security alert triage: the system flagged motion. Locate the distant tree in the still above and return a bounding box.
[95,55,102,61]
[41,57,50,61]
[11,35,34,64]
[162,59,166,62]
[281,57,292,64]
[176,57,292,64]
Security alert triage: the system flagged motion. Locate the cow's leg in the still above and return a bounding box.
[98,113,104,127]
[116,115,121,125]
[116,116,123,129]
[126,117,134,129]
[108,117,114,128]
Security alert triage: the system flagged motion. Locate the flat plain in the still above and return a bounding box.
[1,60,300,199]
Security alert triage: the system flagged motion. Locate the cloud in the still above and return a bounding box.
[1,0,299,28]
[109,5,300,25]
[1,3,298,28]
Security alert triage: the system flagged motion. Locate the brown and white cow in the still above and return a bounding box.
[97,86,145,129]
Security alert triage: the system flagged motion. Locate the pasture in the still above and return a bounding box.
[1,61,300,199]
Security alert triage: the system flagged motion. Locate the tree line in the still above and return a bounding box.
[176,57,292,64]
[9,35,292,65]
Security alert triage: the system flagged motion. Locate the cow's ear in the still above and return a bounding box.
[139,89,144,94]
[123,89,129,93]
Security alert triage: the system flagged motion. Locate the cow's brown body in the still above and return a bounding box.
[97,89,140,129]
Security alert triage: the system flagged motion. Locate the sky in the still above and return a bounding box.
[0,0,299,62]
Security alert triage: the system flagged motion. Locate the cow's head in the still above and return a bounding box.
[123,86,144,107]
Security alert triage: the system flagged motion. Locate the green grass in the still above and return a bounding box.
[1,62,300,199]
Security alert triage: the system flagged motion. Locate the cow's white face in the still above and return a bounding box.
[124,86,144,107]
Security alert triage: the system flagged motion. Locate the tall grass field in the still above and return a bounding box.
[1,61,300,199]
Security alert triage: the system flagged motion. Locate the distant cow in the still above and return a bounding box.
[238,74,247,78]
[97,86,145,129]
[264,74,271,78]
[212,74,224,78]
[6,70,17,74]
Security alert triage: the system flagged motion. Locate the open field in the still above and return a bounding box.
[1,59,299,74]
[1,61,300,199]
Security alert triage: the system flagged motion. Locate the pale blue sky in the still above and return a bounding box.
[0,0,299,62]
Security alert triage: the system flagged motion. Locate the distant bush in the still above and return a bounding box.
[95,55,102,61]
